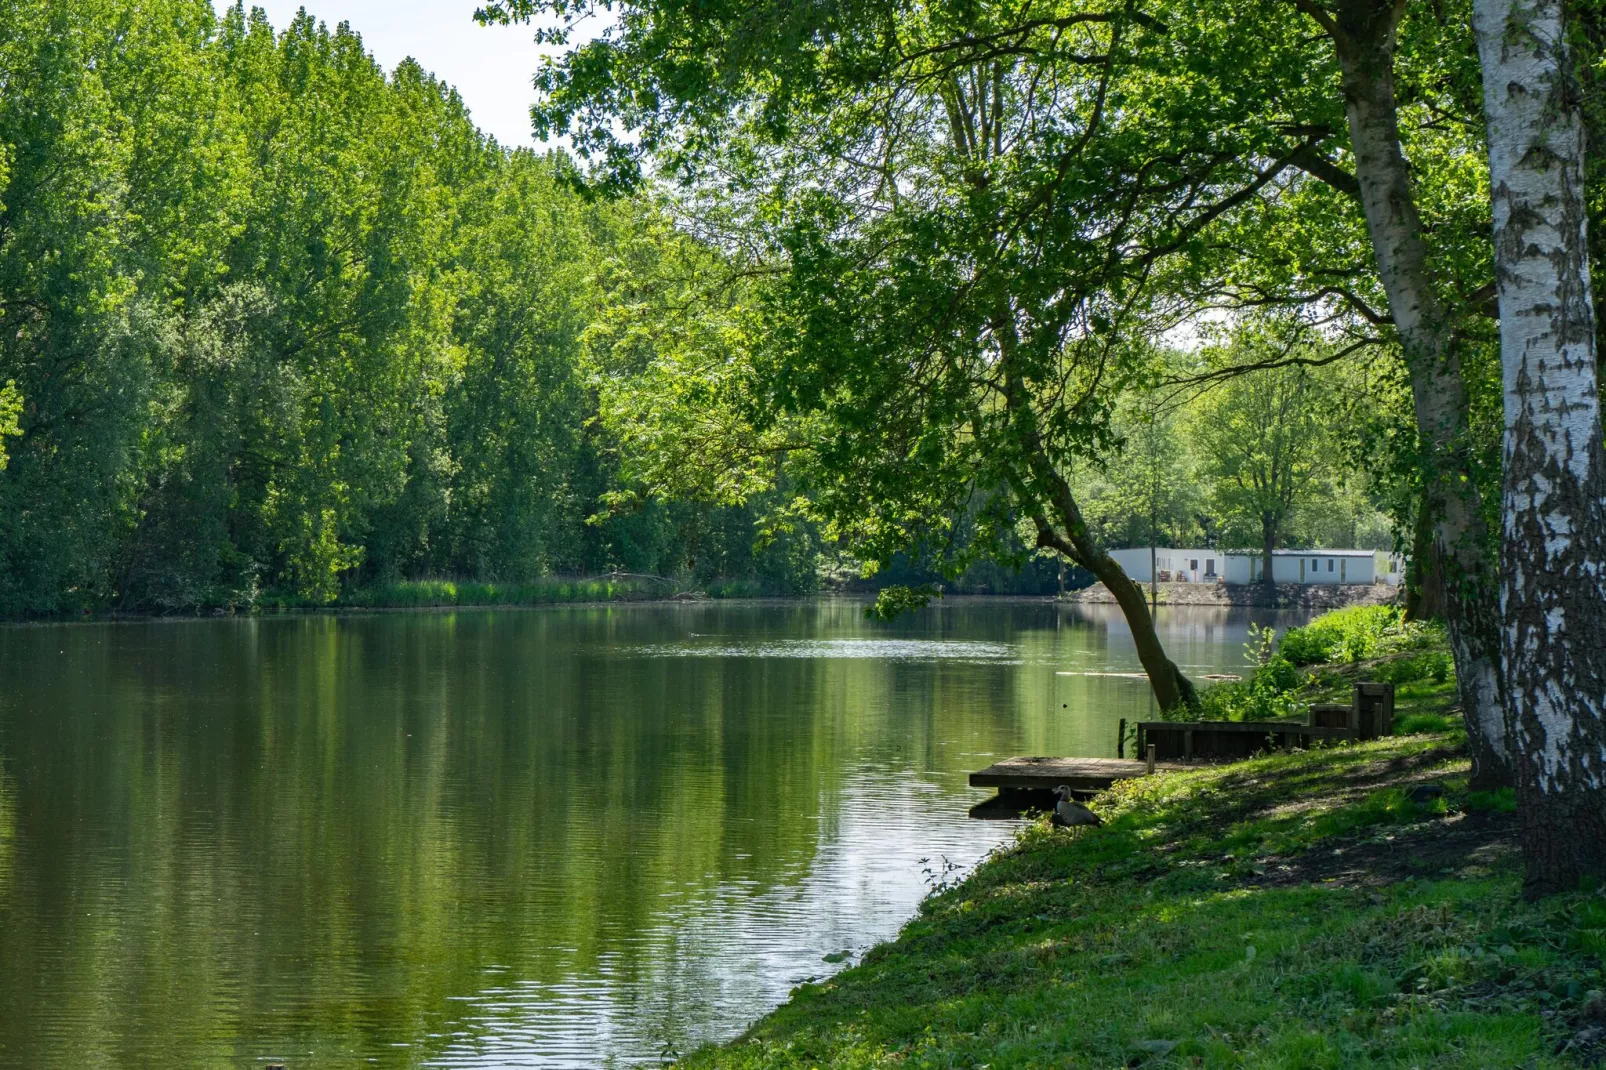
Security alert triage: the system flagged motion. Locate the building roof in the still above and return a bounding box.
[1115,547,1384,558]
[1221,548,1379,557]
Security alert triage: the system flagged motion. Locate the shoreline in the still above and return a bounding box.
[677,610,1601,1069]
[0,589,1345,629]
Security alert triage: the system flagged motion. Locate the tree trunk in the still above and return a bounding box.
[1403,483,1445,621]
[1081,542,1197,712]
[1325,0,1514,787]
[1261,512,1277,590]
[1475,0,1606,896]
[1028,465,1197,712]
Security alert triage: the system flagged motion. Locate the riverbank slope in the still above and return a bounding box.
[683,616,1605,1068]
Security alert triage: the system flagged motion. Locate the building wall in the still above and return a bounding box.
[1270,553,1375,585]
[1108,547,1224,583]
[1223,555,1253,585]
[1110,548,1380,586]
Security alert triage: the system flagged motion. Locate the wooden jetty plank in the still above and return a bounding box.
[968,756,1182,792]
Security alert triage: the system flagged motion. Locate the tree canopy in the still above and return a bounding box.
[0,0,823,614]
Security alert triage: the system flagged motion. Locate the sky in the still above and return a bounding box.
[211,0,592,148]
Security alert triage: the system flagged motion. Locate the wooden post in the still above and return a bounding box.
[1354,681,1396,740]
[1146,743,1156,775]
[1117,717,1127,758]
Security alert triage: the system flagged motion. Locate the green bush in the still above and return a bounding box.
[1187,604,1453,726]
[1272,603,1447,667]
[1191,654,1308,722]
[1277,604,1401,665]
[707,578,765,598]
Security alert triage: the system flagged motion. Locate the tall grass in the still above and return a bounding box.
[341,576,659,609]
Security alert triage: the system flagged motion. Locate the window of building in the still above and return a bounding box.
[1328,559,1334,572]
[1311,558,1319,568]
[1190,559,1198,570]
[1205,559,1216,575]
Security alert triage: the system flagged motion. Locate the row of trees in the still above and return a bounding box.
[1074,323,1398,573]
[480,0,1606,892]
[0,0,819,615]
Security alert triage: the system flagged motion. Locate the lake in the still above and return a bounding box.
[0,598,1301,1068]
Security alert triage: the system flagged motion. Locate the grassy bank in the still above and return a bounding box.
[685,610,1606,1069]
[251,574,775,611]
[336,576,662,609]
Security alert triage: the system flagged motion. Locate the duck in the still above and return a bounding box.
[1052,785,1102,828]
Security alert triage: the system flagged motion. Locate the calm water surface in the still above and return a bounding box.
[0,598,1304,1068]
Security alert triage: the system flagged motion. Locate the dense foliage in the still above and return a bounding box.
[0,0,820,614]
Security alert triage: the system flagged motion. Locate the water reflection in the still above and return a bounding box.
[0,599,1300,1068]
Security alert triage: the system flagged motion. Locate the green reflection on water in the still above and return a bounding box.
[0,599,1299,1068]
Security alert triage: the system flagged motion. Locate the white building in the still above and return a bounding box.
[1108,547,1383,585]
[1107,547,1223,584]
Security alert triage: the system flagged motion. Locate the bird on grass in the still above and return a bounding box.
[1052,785,1102,828]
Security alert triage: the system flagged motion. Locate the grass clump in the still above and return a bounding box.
[1277,604,1443,667]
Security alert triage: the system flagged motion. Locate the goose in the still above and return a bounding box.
[1052,785,1102,828]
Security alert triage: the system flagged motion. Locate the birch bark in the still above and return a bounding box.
[1315,0,1513,787]
[1475,0,1606,896]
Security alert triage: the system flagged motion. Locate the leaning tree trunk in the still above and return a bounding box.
[1475,0,1606,897]
[1038,474,1197,712]
[997,313,1198,713]
[1326,0,1514,788]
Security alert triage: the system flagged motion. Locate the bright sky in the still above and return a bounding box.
[212,1,589,148]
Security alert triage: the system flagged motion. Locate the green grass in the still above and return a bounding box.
[683,738,1602,1069]
[679,612,1606,1069]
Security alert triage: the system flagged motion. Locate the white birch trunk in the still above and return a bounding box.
[1475,0,1606,895]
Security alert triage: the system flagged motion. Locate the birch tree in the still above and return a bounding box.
[1475,0,1606,895]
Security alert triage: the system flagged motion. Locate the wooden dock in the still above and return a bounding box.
[968,756,1181,793]
[966,756,1181,818]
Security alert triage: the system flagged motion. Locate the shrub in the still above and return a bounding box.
[343,576,654,608]
[1277,605,1402,665]
[1186,604,1449,724]
[1190,654,1308,722]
